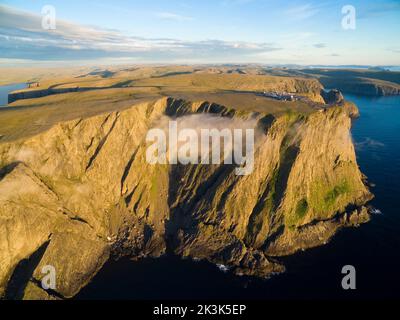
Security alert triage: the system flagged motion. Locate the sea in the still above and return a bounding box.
[0,83,26,106]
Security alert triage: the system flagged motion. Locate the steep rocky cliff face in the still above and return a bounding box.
[0,97,372,299]
[8,87,83,104]
[319,78,400,97]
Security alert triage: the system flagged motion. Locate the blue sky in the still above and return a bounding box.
[0,0,399,66]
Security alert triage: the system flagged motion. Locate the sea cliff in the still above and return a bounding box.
[0,97,372,299]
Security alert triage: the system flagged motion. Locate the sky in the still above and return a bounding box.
[0,0,399,67]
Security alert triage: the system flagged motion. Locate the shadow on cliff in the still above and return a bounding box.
[5,240,50,300]
[165,160,239,254]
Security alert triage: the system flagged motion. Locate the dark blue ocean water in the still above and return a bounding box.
[0,83,26,106]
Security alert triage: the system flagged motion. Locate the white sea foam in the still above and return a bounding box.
[216,264,229,273]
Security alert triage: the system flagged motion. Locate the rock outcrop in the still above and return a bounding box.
[0,97,372,299]
[8,87,91,104]
[321,89,345,105]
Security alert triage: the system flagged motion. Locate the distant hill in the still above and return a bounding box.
[262,67,400,96]
[297,69,400,96]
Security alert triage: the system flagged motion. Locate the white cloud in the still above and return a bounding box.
[221,0,255,6]
[0,5,280,63]
[313,43,326,48]
[284,3,320,20]
[155,12,193,21]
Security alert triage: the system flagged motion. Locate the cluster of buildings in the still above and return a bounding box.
[261,91,301,101]
[27,81,40,88]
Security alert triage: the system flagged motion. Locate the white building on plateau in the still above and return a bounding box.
[27,81,40,88]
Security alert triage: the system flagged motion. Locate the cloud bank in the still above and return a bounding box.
[0,5,280,63]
